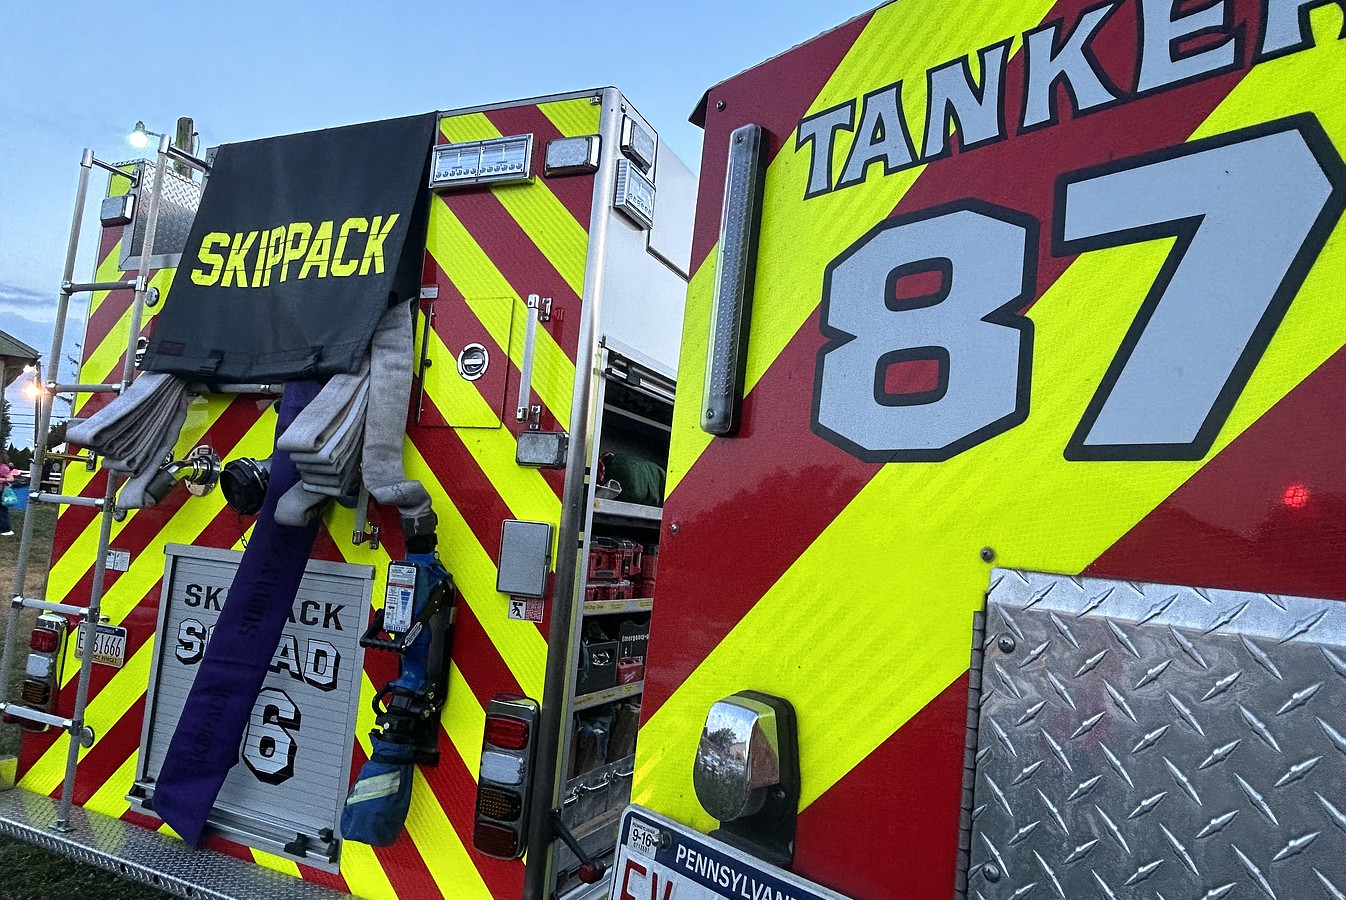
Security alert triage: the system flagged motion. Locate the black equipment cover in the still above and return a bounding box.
[142,113,436,383]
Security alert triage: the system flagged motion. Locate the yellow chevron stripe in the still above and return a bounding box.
[341,838,399,900]
[20,638,153,796]
[48,405,277,658]
[421,334,561,525]
[78,266,176,398]
[539,96,602,138]
[442,663,485,779]
[84,750,139,819]
[438,115,589,296]
[353,672,492,900]
[426,200,576,425]
[406,445,549,699]
[251,849,301,878]
[640,17,1346,831]
[666,0,1057,494]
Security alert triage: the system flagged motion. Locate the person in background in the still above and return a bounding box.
[0,453,15,536]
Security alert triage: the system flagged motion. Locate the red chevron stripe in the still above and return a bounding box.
[434,188,583,368]
[484,103,597,228]
[690,11,874,272]
[793,675,967,900]
[420,727,526,898]
[1087,345,1346,600]
[350,742,445,899]
[645,0,1262,720]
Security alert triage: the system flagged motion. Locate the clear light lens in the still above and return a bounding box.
[480,750,525,785]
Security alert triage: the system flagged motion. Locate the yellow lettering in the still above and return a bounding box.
[281,222,312,282]
[359,213,399,276]
[251,228,269,286]
[299,220,333,280]
[191,233,229,286]
[331,217,367,277]
[260,226,287,287]
[222,231,257,287]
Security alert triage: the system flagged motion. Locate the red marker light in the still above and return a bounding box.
[484,714,530,750]
[29,628,59,654]
[1282,484,1310,509]
[473,820,520,859]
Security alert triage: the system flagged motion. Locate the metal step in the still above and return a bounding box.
[61,278,138,294]
[30,493,104,508]
[10,597,91,618]
[0,703,74,732]
[49,383,121,394]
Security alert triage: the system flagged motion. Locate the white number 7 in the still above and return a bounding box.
[1061,117,1344,460]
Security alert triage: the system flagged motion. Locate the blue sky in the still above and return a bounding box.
[0,0,876,445]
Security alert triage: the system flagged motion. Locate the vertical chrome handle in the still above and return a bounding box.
[516,293,544,423]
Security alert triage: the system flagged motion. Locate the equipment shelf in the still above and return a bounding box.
[592,498,662,522]
[572,680,643,711]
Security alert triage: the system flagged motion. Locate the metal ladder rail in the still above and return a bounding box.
[2,138,207,831]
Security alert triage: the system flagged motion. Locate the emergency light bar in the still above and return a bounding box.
[429,134,533,189]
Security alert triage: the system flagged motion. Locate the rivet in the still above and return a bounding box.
[983,862,1001,882]
[980,546,995,562]
[716,100,726,111]
[670,523,681,535]
[997,634,1016,654]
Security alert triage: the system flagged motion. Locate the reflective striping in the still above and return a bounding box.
[251,848,302,878]
[49,407,276,660]
[78,266,175,399]
[406,445,548,698]
[441,662,485,779]
[438,113,590,296]
[353,672,492,900]
[20,639,153,796]
[426,200,575,424]
[643,7,1346,836]
[339,837,399,900]
[666,0,1058,493]
[537,96,602,138]
[85,750,140,819]
[418,330,562,524]
[439,112,498,145]
[345,771,402,804]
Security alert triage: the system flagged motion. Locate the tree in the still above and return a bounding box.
[0,398,10,455]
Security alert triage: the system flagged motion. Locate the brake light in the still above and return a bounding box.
[484,714,530,750]
[473,821,519,858]
[29,628,59,654]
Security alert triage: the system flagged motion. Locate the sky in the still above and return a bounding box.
[0,0,877,446]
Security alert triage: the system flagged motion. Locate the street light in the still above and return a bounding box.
[128,120,164,150]
[21,363,43,446]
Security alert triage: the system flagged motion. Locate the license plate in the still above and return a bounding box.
[611,806,852,900]
[74,624,128,669]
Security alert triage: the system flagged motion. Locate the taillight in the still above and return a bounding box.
[473,694,538,860]
[15,614,67,732]
[29,628,59,654]
[473,821,520,858]
[484,714,530,750]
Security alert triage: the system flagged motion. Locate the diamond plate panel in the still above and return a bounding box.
[118,159,203,270]
[0,788,346,899]
[966,570,1346,900]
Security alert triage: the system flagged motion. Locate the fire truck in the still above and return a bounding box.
[4,0,1345,898]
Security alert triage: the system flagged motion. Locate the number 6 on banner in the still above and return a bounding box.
[812,115,1345,463]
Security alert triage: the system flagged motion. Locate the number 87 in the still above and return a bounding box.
[811,115,1345,463]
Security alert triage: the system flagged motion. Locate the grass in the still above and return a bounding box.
[0,503,168,899]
